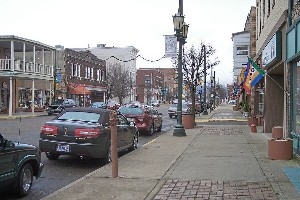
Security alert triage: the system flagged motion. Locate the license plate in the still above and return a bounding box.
[56,144,70,152]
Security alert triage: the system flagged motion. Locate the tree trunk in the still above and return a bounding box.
[191,85,196,126]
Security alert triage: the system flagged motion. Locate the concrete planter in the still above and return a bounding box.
[248,117,258,127]
[233,106,239,111]
[268,138,293,160]
[272,126,283,139]
[182,115,194,129]
[243,112,249,118]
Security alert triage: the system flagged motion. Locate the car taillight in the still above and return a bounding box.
[74,128,100,138]
[40,125,58,135]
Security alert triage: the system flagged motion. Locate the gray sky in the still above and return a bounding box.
[1,0,255,85]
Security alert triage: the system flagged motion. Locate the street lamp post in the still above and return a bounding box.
[173,0,189,137]
[202,45,208,115]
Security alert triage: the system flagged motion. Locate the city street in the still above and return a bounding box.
[0,104,174,200]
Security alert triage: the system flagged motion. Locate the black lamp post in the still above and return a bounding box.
[202,45,208,115]
[173,0,189,137]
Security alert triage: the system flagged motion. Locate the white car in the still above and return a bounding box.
[151,100,160,107]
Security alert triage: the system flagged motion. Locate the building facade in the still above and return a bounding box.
[73,44,139,103]
[255,0,287,133]
[54,48,107,107]
[0,35,55,116]
[136,69,164,104]
[286,0,300,155]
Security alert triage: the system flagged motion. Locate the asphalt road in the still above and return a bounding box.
[0,104,174,200]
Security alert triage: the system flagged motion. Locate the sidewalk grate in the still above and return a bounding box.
[154,179,278,200]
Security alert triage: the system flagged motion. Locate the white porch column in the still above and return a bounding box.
[10,41,14,71]
[51,50,54,77]
[49,81,52,104]
[42,49,45,65]
[32,79,35,115]
[8,77,13,116]
[23,43,26,72]
[33,45,36,73]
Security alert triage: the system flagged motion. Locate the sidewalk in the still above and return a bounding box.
[0,111,47,120]
[41,103,300,200]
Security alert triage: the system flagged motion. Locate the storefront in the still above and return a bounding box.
[286,18,300,155]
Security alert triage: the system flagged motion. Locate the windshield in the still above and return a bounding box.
[171,103,188,109]
[119,107,143,115]
[57,111,100,123]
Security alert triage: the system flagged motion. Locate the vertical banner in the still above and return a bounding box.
[164,35,177,58]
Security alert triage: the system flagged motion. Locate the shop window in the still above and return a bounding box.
[236,46,248,55]
[295,66,300,134]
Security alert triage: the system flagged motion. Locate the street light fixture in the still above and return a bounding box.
[172,1,189,137]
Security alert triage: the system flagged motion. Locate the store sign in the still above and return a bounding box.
[262,31,282,68]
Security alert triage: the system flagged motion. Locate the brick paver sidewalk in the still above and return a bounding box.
[154,179,278,200]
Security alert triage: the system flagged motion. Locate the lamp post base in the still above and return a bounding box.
[173,125,186,137]
[202,110,208,115]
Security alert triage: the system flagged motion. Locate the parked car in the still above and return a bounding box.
[168,103,191,118]
[39,107,138,163]
[151,100,160,107]
[186,101,202,114]
[128,101,141,107]
[106,101,120,110]
[46,99,76,116]
[118,104,163,136]
[0,134,44,197]
[90,101,107,109]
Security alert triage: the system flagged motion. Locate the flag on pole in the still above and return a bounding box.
[243,62,251,94]
[164,35,177,58]
[248,57,265,87]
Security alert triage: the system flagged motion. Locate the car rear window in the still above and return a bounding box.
[57,111,100,123]
[52,100,64,105]
[119,107,143,115]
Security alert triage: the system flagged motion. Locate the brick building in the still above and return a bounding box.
[136,69,164,104]
[55,48,107,107]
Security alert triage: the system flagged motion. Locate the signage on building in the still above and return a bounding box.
[262,31,282,68]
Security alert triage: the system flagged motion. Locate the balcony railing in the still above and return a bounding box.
[0,59,53,77]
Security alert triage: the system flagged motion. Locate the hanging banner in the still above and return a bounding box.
[164,35,177,58]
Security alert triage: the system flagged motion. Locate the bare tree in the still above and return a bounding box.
[106,63,131,105]
[171,42,219,119]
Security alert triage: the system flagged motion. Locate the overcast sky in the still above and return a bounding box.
[1,0,255,85]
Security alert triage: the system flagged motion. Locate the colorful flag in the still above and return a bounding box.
[243,62,251,94]
[248,57,265,87]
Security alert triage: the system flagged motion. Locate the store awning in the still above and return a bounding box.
[69,84,91,95]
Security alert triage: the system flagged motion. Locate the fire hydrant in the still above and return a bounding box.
[109,110,118,178]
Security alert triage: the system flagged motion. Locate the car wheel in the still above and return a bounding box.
[129,131,138,151]
[15,163,33,197]
[45,152,60,160]
[47,113,52,116]
[169,114,172,118]
[157,123,162,132]
[148,124,154,136]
